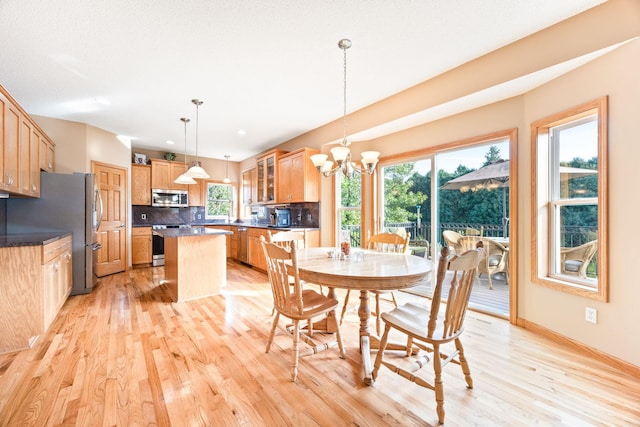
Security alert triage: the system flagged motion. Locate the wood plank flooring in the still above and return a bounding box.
[1,260,639,426]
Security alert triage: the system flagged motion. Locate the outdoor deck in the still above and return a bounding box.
[400,271,510,318]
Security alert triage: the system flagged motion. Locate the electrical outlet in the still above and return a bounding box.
[585,307,597,324]
[141,213,147,220]
[197,214,202,219]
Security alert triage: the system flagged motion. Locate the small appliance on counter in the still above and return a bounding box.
[273,208,291,228]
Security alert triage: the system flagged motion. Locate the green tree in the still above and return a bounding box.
[383,163,427,223]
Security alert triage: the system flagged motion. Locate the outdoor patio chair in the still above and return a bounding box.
[442,230,463,254]
[464,226,484,236]
[478,238,509,290]
[560,240,598,278]
[372,246,483,424]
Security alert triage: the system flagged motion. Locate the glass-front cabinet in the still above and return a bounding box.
[256,150,284,203]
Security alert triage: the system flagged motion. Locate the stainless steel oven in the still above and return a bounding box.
[151,224,191,266]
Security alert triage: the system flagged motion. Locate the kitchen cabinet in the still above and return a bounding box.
[19,116,40,196]
[132,227,152,265]
[39,134,55,172]
[131,164,151,205]
[256,150,285,204]
[248,228,270,270]
[1,84,54,197]
[151,159,189,191]
[189,178,205,207]
[42,236,73,332]
[277,147,320,203]
[1,88,21,194]
[241,168,257,205]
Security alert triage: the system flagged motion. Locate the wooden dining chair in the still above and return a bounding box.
[372,245,483,425]
[260,236,345,382]
[267,229,308,249]
[339,232,409,336]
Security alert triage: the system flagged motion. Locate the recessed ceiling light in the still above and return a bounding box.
[166,140,175,145]
[237,129,246,136]
[95,97,111,105]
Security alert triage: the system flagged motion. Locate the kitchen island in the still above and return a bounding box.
[154,227,233,302]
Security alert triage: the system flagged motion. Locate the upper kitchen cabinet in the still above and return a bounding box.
[277,148,320,203]
[39,135,55,172]
[1,88,21,194]
[256,149,285,204]
[150,159,189,191]
[19,118,40,197]
[131,164,151,205]
[1,84,53,198]
[241,168,257,205]
[188,178,205,207]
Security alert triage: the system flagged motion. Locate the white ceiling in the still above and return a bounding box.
[0,0,605,162]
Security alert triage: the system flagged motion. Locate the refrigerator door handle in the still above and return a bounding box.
[94,184,104,230]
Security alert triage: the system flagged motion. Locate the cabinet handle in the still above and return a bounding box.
[48,163,53,170]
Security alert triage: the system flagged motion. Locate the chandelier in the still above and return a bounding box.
[310,39,379,178]
[184,98,210,179]
[174,117,197,185]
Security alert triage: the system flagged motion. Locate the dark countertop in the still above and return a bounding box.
[153,228,233,238]
[0,232,72,248]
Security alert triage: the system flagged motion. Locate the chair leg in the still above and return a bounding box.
[455,338,473,389]
[339,289,351,325]
[372,323,391,381]
[333,311,346,358]
[291,319,300,382]
[266,312,280,353]
[375,294,382,336]
[433,344,445,424]
[487,272,494,290]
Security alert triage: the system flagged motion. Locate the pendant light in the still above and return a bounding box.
[185,98,210,179]
[310,39,379,177]
[174,117,197,185]
[223,155,231,183]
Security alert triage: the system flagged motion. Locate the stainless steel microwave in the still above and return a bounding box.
[151,189,188,207]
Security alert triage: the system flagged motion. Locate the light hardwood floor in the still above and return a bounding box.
[1,260,638,426]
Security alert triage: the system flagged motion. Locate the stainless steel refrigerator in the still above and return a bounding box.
[7,172,103,295]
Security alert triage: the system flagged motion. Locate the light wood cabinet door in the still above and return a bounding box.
[189,178,205,206]
[29,126,40,196]
[277,148,320,203]
[39,135,55,172]
[131,227,152,265]
[169,162,189,191]
[248,228,268,270]
[241,168,257,205]
[151,159,190,191]
[256,150,284,204]
[131,164,151,205]
[151,159,170,189]
[1,91,20,193]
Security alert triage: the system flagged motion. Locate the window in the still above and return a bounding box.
[379,159,430,247]
[205,183,234,220]
[532,97,608,301]
[336,173,362,247]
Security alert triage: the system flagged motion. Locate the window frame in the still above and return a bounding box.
[531,96,608,301]
[204,181,237,220]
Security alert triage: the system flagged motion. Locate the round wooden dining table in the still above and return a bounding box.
[296,247,433,385]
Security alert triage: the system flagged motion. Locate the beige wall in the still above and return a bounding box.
[265,0,640,369]
[521,39,640,366]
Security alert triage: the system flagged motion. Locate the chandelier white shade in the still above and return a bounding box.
[174,117,197,185]
[185,99,210,179]
[310,39,379,178]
